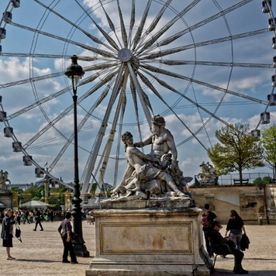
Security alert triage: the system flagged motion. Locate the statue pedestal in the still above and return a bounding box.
[86,202,210,275]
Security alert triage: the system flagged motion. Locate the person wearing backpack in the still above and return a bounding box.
[58,212,78,264]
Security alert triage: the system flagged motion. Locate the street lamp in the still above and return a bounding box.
[65,55,89,257]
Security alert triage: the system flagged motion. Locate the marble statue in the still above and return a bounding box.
[112,131,189,199]
[196,162,218,185]
[111,116,192,200]
[134,115,192,191]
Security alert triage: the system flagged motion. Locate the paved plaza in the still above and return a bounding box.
[0,221,275,275]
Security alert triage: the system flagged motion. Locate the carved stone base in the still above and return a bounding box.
[86,206,210,276]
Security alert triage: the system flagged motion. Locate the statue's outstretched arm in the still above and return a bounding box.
[134,136,152,147]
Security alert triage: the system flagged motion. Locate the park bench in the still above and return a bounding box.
[233,179,249,184]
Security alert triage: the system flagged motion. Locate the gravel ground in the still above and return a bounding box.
[0,221,275,275]
[0,220,95,276]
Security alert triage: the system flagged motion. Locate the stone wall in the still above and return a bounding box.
[190,184,276,224]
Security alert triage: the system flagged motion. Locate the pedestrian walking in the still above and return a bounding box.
[58,212,78,264]
[225,210,246,250]
[1,209,16,260]
[14,210,21,225]
[33,209,44,231]
[201,203,217,257]
[49,210,54,222]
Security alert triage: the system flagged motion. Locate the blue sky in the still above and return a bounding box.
[0,0,275,188]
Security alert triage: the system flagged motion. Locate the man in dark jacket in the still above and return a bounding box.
[58,212,77,264]
[33,209,44,231]
[209,221,248,274]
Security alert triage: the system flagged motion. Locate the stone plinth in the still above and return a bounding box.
[86,202,209,276]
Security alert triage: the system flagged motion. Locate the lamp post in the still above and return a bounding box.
[65,55,89,257]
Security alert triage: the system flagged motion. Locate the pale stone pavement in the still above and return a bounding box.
[0,221,275,275]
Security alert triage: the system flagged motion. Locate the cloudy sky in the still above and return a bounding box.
[0,0,275,189]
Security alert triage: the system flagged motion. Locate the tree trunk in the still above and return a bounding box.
[273,163,276,181]
[239,165,243,185]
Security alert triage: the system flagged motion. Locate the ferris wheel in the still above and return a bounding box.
[0,0,275,193]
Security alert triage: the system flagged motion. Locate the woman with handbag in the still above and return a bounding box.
[225,210,246,250]
[58,212,78,264]
[1,209,16,260]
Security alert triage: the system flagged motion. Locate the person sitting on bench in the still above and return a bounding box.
[208,221,248,274]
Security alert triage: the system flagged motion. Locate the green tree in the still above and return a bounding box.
[208,123,264,184]
[261,126,276,179]
[23,185,44,200]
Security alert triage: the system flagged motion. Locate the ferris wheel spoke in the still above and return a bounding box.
[23,69,118,149]
[113,94,126,186]
[131,0,152,51]
[79,67,117,86]
[0,52,99,61]
[147,59,272,69]
[128,0,135,49]
[98,70,129,186]
[48,85,112,171]
[84,61,119,72]
[137,71,208,151]
[33,0,116,53]
[191,84,213,148]
[7,86,70,120]
[127,63,152,126]
[140,28,267,60]
[82,64,125,192]
[0,71,64,89]
[9,21,116,58]
[7,68,114,120]
[141,63,269,105]
[116,0,128,48]
[94,72,127,175]
[140,69,231,128]
[98,0,122,49]
[140,0,254,55]
[136,0,201,55]
[74,0,120,51]
[130,79,144,151]
[134,0,172,52]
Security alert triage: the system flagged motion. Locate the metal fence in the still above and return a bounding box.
[217,172,274,185]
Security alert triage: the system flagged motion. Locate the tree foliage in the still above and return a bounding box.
[208,123,264,184]
[261,125,276,178]
[253,176,272,185]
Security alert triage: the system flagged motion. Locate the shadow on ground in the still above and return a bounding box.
[212,270,276,276]
[15,258,61,263]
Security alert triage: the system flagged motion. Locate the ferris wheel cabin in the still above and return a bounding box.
[35,167,45,178]
[0,28,6,39]
[3,12,12,24]
[11,0,20,8]
[23,155,32,166]
[4,127,13,137]
[260,112,271,124]
[268,94,276,106]
[251,129,261,138]
[268,18,276,31]
[262,0,272,14]
[12,141,22,152]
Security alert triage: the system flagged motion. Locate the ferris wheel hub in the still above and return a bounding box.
[118,48,133,62]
